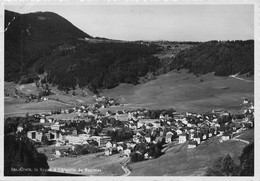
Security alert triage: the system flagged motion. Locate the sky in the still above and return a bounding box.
[5,4,254,41]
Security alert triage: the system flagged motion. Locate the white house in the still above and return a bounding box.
[208,132,212,138]
[222,132,231,141]
[51,122,61,130]
[179,133,187,143]
[55,141,62,147]
[187,123,192,127]
[137,122,144,129]
[193,136,201,145]
[153,121,161,128]
[105,149,111,156]
[202,134,207,140]
[145,135,151,143]
[176,129,183,135]
[84,127,91,134]
[124,149,131,157]
[189,132,195,140]
[166,131,174,143]
[48,118,54,123]
[133,136,141,143]
[144,153,149,159]
[17,124,24,133]
[27,130,43,142]
[117,145,123,152]
[40,117,48,123]
[46,131,62,141]
[106,141,113,149]
[243,99,249,104]
[55,150,61,158]
[181,118,188,125]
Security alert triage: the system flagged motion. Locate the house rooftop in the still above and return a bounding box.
[188,140,197,145]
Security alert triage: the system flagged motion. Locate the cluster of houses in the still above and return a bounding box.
[93,95,119,108]
[19,97,254,159]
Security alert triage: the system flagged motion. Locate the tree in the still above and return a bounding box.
[41,135,49,145]
[134,143,147,155]
[38,89,43,99]
[205,154,240,176]
[239,142,254,176]
[148,141,164,158]
[221,154,240,176]
[130,152,144,162]
[4,135,49,176]
[24,112,29,119]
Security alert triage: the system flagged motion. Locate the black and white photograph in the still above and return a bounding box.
[1,0,258,178]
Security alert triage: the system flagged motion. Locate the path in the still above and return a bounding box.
[229,75,254,83]
[232,138,250,145]
[48,99,74,106]
[83,90,89,96]
[120,158,131,176]
[232,134,250,145]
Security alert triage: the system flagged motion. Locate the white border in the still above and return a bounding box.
[0,0,259,181]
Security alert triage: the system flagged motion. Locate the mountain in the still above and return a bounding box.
[4,10,91,82]
[5,10,162,92]
[4,10,254,94]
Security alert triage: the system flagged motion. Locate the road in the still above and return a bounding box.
[229,75,254,83]
[232,138,250,145]
[232,134,250,145]
[120,158,131,176]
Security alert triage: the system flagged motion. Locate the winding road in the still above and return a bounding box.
[120,158,131,176]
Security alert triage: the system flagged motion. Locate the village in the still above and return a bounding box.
[9,94,254,174]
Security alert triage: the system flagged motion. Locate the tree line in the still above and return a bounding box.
[43,41,161,91]
[169,40,254,76]
[205,142,254,176]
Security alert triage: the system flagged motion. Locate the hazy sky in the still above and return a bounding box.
[5,4,254,41]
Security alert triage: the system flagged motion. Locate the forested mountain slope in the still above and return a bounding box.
[5,10,254,93]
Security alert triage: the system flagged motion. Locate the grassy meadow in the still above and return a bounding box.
[129,129,253,176]
[102,69,254,113]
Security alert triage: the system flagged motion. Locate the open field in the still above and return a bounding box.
[4,81,95,116]
[102,69,254,113]
[5,69,254,116]
[48,152,127,176]
[15,83,39,95]
[129,134,250,176]
[46,112,89,120]
[4,97,73,117]
[47,94,95,105]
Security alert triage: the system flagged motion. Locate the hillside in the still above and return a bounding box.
[5,10,91,82]
[168,40,254,76]
[129,135,251,176]
[102,69,254,113]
